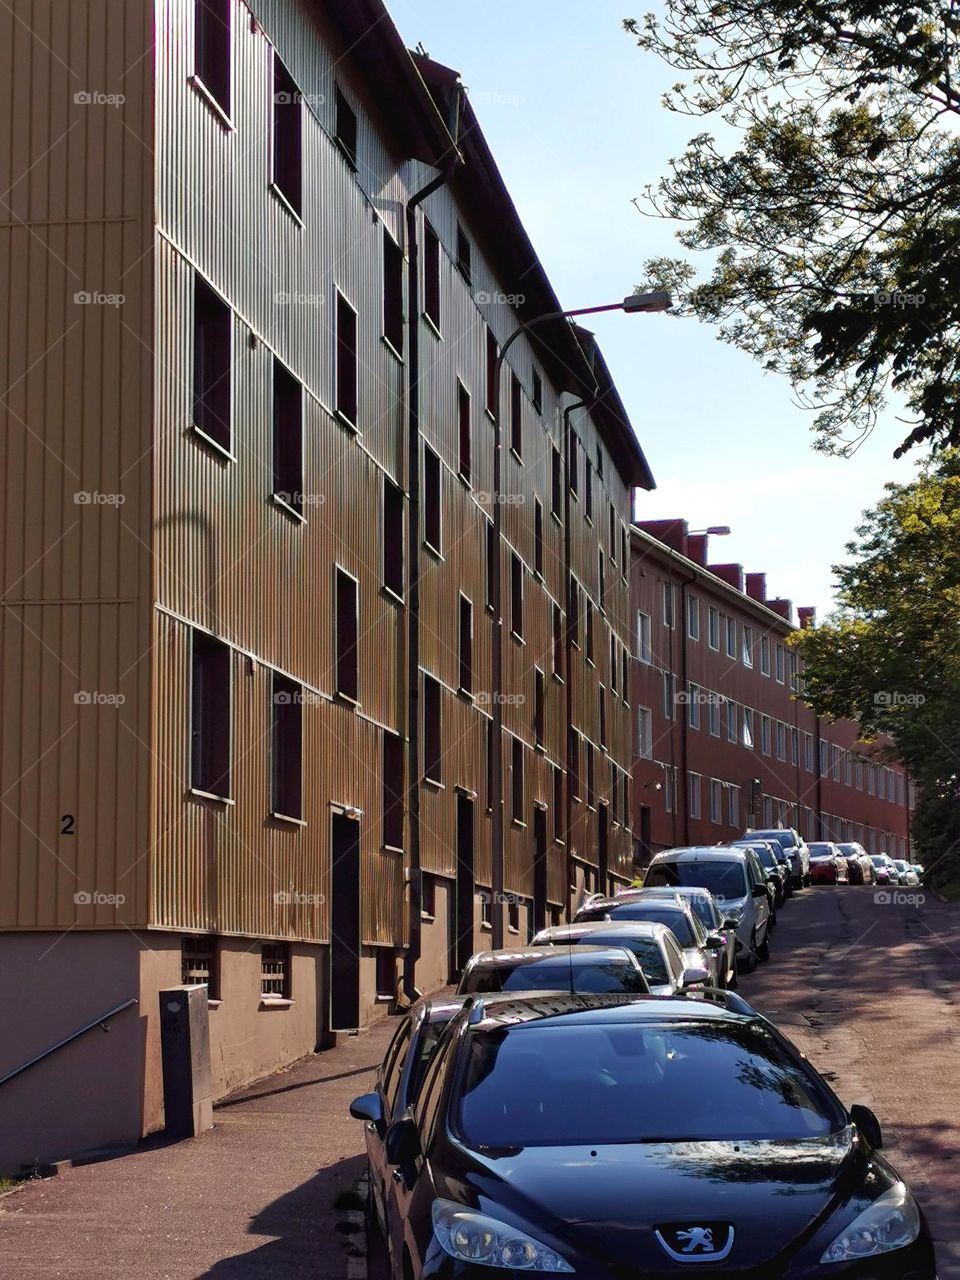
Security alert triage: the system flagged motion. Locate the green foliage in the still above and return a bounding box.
[626,2,960,456]
[789,450,960,891]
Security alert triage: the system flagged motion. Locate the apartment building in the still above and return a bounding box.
[0,0,651,1169]
[631,520,911,861]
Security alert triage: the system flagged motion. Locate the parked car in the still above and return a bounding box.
[642,847,773,972]
[531,920,711,995]
[912,863,925,884]
[807,842,850,885]
[871,853,899,885]
[457,946,651,996]
[623,885,738,988]
[732,838,788,908]
[741,826,810,888]
[836,842,875,884]
[351,991,937,1279]
[572,894,726,987]
[892,859,920,887]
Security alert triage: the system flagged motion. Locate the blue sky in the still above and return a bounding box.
[389,0,922,618]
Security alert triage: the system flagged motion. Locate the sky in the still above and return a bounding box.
[389,0,924,618]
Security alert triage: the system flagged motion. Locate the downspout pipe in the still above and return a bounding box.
[678,570,696,846]
[402,90,463,1001]
[562,399,588,918]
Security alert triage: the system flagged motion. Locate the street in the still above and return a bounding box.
[1,885,958,1279]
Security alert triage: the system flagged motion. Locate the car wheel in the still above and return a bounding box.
[738,931,758,974]
[727,962,739,989]
[803,873,812,887]
[756,926,771,961]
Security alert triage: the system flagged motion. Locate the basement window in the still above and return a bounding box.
[272,358,303,516]
[191,630,231,798]
[271,672,303,820]
[334,84,358,170]
[195,0,231,116]
[335,567,359,703]
[376,948,396,999]
[271,53,302,216]
[193,275,232,452]
[261,942,291,999]
[181,935,219,1000]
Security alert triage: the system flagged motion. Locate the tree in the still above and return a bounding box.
[788,449,960,892]
[626,2,960,458]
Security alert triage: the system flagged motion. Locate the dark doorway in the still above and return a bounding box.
[330,812,361,1031]
[598,803,609,897]
[533,806,548,934]
[454,794,475,977]
[637,804,652,869]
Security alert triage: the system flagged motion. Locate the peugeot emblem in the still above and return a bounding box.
[654,1222,735,1263]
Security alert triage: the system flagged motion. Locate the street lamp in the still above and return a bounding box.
[488,291,672,948]
[689,526,731,537]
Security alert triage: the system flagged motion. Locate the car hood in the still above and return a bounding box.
[445,1128,862,1271]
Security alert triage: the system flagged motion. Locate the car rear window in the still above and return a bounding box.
[645,861,748,899]
[461,959,648,995]
[455,1021,841,1148]
[580,936,669,985]
[605,904,697,946]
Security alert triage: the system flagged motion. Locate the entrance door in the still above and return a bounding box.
[533,806,548,934]
[330,811,361,1031]
[598,804,609,897]
[454,794,475,975]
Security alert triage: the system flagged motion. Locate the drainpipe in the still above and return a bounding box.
[562,399,588,918]
[402,91,463,1001]
[678,570,696,845]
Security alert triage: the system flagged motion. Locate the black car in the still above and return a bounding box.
[457,946,650,996]
[732,838,791,906]
[351,992,936,1279]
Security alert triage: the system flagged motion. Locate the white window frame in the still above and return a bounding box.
[775,642,786,683]
[637,706,653,760]
[742,625,754,668]
[636,609,652,664]
[725,616,737,658]
[689,772,702,820]
[760,634,770,676]
[662,581,676,629]
[686,594,700,641]
[707,606,720,651]
[742,708,754,750]
[663,671,676,720]
[710,778,722,824]
[687,683,701,730]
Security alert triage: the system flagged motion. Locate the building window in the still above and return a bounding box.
[585,600,595,664]
[423,444,442,554]
[551,445,562,519]
[762,796,773,827]
[511,552,524,640]
[610,633,618,697]
[760,634,770,676]
[486,520,496,611]
[486,326,498,415]
[535,669,545,749]
[805,733,814,772]
[511,736,525,824]
[608,504,617,560]
[708,696,720,738]
[598,550,606,612]
[568,577,580,649]
[193,275,231,451]
[510,373,522,458]
[195,0,230,115]
[485,720,494,811]
[664,766,676,814]
[707,606,720,650]
[742,707,754,750]
[687,684,701,730]
[382,477,404,599]
[727,785,740,828]
[383,731,404,849]
[686,594,700,640]
[636,610,652,663]
[742,625,754,668]
[726,699,738,743]
[761,714,772,756]
[584,457,594,521]
[423,675,442,784]
[567,432,579,497]
[376,948,397,997]
[334,84,358,169]
[689,773,702,820]
[724,616,737,658]
[832,744,841,781]
[261,942,291,999]
[272,54,302,215]
[479,889,492,927]
[191,630,230,797]
[382,229,404,354]
[775,642,786,683]
[181,935,219,999]
[272,358,302,515]
[586,742,595,808]
[335,567,359,702]
[638,706,652,759]
[663,582,675,629]
[845,753,854,786]
[791,727,800,766]
[663,671,676,720]
[620,525,628,580]
[776,722,787,762]
[569,731,581,802]
[458,594,473,695]
[553,765,563,841]
[820,739,830,776]
[534,499,544,578]
[599,686,607,751]
[335,289,358,426]
[271,672,303,819]
[455,222,471,282]
[710,779,722,824]
[457,380,471,483]
[423,220,441,330]
[622,645,629,702]
[532,368,543,415]
[553,603,563,678]
[508,900,520,933]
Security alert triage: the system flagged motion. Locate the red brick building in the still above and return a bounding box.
[630,520,912,867]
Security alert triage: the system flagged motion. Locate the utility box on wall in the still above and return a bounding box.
[158,986,213,1140]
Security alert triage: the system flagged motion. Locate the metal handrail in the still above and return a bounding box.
[0,997,138,1089]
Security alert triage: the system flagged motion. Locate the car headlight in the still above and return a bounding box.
[821,1183,920,1263]
[432,1199,575,1272]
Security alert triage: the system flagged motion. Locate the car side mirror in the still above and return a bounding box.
[752,883,768,898]
[349,1091,385,1132]
[722,917,739,930]
[385,1115,422,1167]
[705,933,725,949]
[681,965,710,989]
[850,1104,883,1150]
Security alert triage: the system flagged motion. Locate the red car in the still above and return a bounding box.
[808,842,849,885]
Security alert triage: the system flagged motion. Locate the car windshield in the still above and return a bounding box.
[455,1021,843,1147]
[605,904,698,945]
[645,861,748,899]
[870,856,888,866]
[576,937,669,985]
[748,831,793,851]
[461,959,647,995]
[751,846,777,869]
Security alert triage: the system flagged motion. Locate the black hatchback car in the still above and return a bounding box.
[351,993,936,1279]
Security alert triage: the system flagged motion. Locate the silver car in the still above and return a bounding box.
[530,920,710,996]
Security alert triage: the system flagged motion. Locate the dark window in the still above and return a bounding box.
[596,444,604,480]
[486,520,496,610]
[193,275,231,450]
[383,731,404,849]
[621,524,628,578]
[334,84,358,169]
[511,735,524,823]
[424,444,441,554]
[335,567,359,702]
[181,935,219,999]
[486,719,494,811]
[421,874,436,919]
[609,504,617,559]
[335,290,358,425]
[584,456,593,521]
[532,368,543,415]
[480,889,492,926]
[598,549,606,611]
[508,900,520,932]
[553,765,563,841]
[271,672,303,819]
[457,380,471,483]
[486,326,498,415]
[376,948,396,998]
[423,676,442,784]
[456,222,471,283]
[569,577,580,648]
[587,742,595,807]
[568,432,578,497]
[272,358,302,514]
[569,730,581,802]
[610,633,618,696]
[551,446,562,518]
[383,477,404,598]
[191,630,230,797]
[599,687,606,751]
[383,229,404,353]
[511,552,524,640]
[553,603,563,677]
[261,942,290,999]
[585,600,594,663]
[424,221,441,329]
[622,645,629,700]
[195,0,230,114]
[272,54,302,215]
[459,594,473,694]
[534,499,544,578]
[534,669,545,749]
[510,373,522,458]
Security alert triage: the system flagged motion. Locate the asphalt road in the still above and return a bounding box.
[746,884,960,1279]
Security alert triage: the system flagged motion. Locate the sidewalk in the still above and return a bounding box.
[0,1014,399,1279]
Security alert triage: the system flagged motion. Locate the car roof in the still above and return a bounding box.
[466,991,755,1032]
[466,945,641,968]
[632,885,717,902]
[535,920,673,943]
[650,847,748,864]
